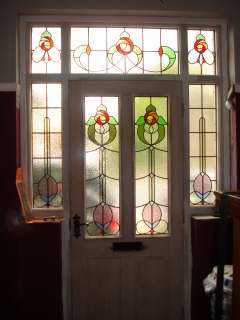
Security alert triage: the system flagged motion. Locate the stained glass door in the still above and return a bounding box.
[69,80,184,320]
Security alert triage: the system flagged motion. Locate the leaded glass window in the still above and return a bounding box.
[31,83,63,208]
[23,18,227,220]
[31,27,61,73]
[71,28,179,74]
[189,84,217,205]
[135,97,168,235]
[84,97,120,237]
[188,29,216,75]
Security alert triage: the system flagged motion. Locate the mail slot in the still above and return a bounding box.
[112,241,144,251]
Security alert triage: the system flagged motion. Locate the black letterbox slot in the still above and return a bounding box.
[112,241,143,251]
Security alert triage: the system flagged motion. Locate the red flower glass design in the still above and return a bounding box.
[188,34,214,65]
[107,31,143,71]
[144,111,159,125]
[32,30,60,63]
[86,104,118,145]
[94,109,110,125]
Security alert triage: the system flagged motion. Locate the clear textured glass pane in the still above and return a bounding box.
[155,178,168,206]
[143,29,160,51]
[89,28,106,50]
[71,28,88,50]
[32,159,45,183]
[205,157,217,181]
[31,27,61,74]
[71,27,179,74]
[32,84,46,108]
[189,133,199,157]
[50,159,63,182]
[32,133,44,158]
[50,133,62,158]
[85,96,120,237]
[47,84,62,108]
[188,29,216,75]
[202,85,216,108]
[89,51,107,73]
[135,149,149,178]
[189,109,202,132]
[32,109,47,132]
[85,149,100,180]
[190,158,200,181]
[189,85,201,109]
[161,29,178,51]
[47,109,62,132]
[155,150,168,178]
[135,96,168,236]
[32,83,62,208]
[202,109,216,132]
[205,133,217,156]
[86,179,100,208]
[105,150,119,179]
[143,52,161,73]
[189,84,217,206]
[135,177,150,207]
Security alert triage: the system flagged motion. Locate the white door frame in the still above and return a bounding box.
[68,79,184,320]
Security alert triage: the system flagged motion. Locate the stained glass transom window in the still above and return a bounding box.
[135,97,168,235]
[84,97,120,237]
[188,29,216,75]
[71,28,179,74]
[31,27,61,73]
[189,84,217,205]
[32,83,63,208]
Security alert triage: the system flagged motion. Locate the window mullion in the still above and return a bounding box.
[120,93,135,238]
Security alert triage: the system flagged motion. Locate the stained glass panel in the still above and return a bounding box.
[188,29,216,75]
[71,28,179,74]
[135,97,168,236]
[84,97,120,237]
[31,27,61,73]
[31,83,63,208]
[189,84,217,205]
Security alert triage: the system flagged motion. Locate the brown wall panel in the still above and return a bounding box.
[0,91,63,320]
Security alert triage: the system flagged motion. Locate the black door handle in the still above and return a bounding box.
[72,214,89,238]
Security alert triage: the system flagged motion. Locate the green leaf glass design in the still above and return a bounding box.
[136,103,167,146]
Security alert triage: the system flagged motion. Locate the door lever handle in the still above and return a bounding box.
[72,214,89,238]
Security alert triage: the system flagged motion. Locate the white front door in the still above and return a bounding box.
[69,80,184,320]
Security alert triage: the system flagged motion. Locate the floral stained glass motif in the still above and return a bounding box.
[188,30,216,75]
[71,28,179,74]
[32,84,63,208]
[32,27,61,73]
[189,85,217,205]
[85,97,120,237]
[135,97,168,235]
